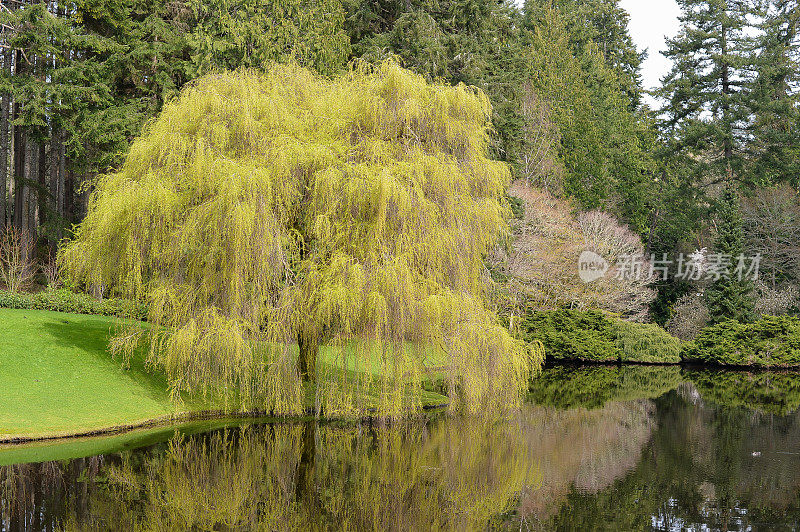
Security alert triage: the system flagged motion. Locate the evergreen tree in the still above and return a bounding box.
[657,0,764,186]
[748,0,800,187]
[525,0,645,108]
[522,4,655,230]
[705,185,755,323]
[343,0,529,165]
[188,0,350,77]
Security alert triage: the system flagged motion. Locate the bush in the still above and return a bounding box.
[665,292,710,341]
[520,308,683,364]
[682,315,800,367]
[496,183,655,322]
[612,320,682,364]
[520,309,620,362]
[0,290,31,310]
[0,227,36,292]
[0,288,147,320]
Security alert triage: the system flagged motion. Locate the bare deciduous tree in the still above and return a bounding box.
[0,227,36,292]
[754,281,800,317]
[741,184,800,287]
[665,292,710,341]
[497,181,655,321]
[518,85,564,195]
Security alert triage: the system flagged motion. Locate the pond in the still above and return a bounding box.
[2,366,800,531]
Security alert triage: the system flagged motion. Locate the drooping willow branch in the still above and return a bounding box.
[60,61,541,416]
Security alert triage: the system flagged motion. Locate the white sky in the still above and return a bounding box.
[618,0,682,105]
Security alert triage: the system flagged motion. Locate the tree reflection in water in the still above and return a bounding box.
[3,368,800,531]
[2,417,543,531]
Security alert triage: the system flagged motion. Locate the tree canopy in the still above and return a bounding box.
[59,61,538,416]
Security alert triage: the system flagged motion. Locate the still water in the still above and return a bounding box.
[2,366,800,531]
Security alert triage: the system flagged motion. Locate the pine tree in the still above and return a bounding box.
[657,0,764,186]
[343,0,530,166]
[705,184,755,323]
[187,0,350,77]
[525,0,645,109]
[522,3,655,229]
[748,0,800,187]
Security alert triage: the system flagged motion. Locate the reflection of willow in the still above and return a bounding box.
[50,418,541,530]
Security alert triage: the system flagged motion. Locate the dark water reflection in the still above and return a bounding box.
[3,367,800,531]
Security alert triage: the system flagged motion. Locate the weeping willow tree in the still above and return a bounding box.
[59,61,540,416]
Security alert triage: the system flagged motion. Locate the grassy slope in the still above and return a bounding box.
[0,308,447,442]
[0,308,210,440]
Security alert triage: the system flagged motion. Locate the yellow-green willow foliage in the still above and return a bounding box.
[59,61,539,416]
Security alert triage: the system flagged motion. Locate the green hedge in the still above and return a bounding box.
[682,316,800,368]
[612,320,682,364]
[520,309,621,362]
[0,288,147,320]
[520,309,682,364]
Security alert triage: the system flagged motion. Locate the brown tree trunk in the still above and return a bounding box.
[49,128,64,246]
[12,100,23,231]
[0,48,9,231]
[298,332,318,382]
[65,165,74,224]
[23,137,37,238]
[721,23,733,163]
[37,139,46,235]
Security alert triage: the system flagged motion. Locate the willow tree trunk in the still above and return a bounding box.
[297,332,318,382]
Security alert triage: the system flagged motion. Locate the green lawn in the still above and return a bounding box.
[0,308,211,440]
[0,308,447,442]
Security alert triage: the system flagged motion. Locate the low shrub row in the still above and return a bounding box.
[0,288,147,320]
[612,320,682,364]
[521,309,800,368]
[519,309,621,362]
[682,315,800,368]
[519,309,683,364]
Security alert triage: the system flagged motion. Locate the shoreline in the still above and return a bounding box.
[0,402,451,446]
[543,359,800,370]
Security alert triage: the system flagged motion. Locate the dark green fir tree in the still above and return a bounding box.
[705,184,755,323]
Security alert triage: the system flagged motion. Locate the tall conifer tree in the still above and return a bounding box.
[705,185,755,323]
[658,0,764,185]
[749,0,800,187]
